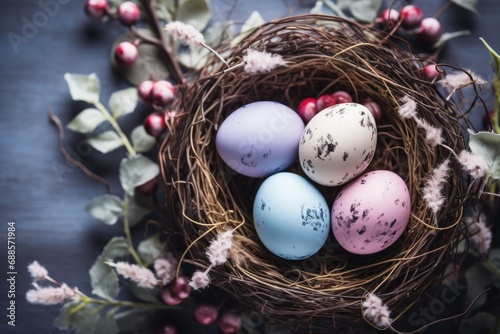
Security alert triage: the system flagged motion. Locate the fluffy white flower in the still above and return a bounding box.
[438,70,487,92]
[189,270,211,290]
[422,159,450,214]
[457,150,489,180]
[113,261,157,289]
[415,118,444,147]
[26,283,75,305]
[165,21,205,46]
[27,261,48,281]
[243,49,287,74]
[362,293,392,328]
[397,95,418,119]
[206,230,234,266]
[468,213,492,255]
[154,255,177,285]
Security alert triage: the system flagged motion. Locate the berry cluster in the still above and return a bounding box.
[137,79,176,137]
[378,4,442,46]
[297,91,381,123]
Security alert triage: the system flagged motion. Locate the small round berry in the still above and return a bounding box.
[363,100,382,122]
[316,94,337,112]
[169,276,192,300]
[194,303,219,325]
[218,311,241,334]
[331,91,353,104]
[144,113,166,137]
[155,324,178,334]
[138,80,155,103]
[423,64,442,82]
[135,177,158,195]
[117,1,141,26]
[378,9,400,29]
[84,0,108,19]
[114,41,138,67]
[152,80,175,106]
[161,287,182,306]
[417,17,442,45]
[297,97,317,123]
[400,5,423,29]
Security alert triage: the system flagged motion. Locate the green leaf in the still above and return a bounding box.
[114,308,156,333]
[231,11,265,47]
[480,38,500,75]
[124,280,161,303]
[87,131,124,154]
[131,125,156,153]
[108,87,138,119]
[468,130,500,179]
[177,44,211,70]
[128,196,154,227]
[176,0,212,31]
[451,0,478,14]
[85,194,123,225]
[67,108,106,133]
[54,300,99,334]
[465,261,494,311]
[349,0,382,22]
[119,154,160,196]
[310,1,324,14]
[433,30,470,48]
[138,233,163,265]
[89,237,130,300]
[95,307,120,334]
[64,73,99,103]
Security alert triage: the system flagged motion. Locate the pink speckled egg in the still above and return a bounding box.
[331,170,411,255]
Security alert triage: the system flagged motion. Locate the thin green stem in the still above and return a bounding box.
[122,194,146,267]
[78,294,174,310]
[94,101,137,157]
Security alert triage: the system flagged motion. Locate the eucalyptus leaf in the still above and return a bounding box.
[465,261,494,311]
[138,233,163,265]
[54,300,99,334]
[176,0,212,31]
[89,237,130,300]
[310,1,324,14]
[124,280,161,303]
[468,130,500,179]
[451,0,478,14]
[64,73,99,103]
[480,38,500,75]
[128,196,154,227]
[433,30,470,49]
[67,108,106,134]
[131,125,156,153]
[114,308,157,333]
[231,11,265,47]
[119,154,160,196]
[85,194,123,225]
[95,308,120,334]
[349,0,382,22]
[109,87,138,119]
[177,44,211,69]
[87,131,124,154]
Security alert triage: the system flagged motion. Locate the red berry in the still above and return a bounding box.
[316,94,337,112]
[138,80,155,103]
[423,64,442,82]
[161,287,182,306]
[169,276,192,299]
[331,91,353,104]
[155,324,178,334]
[297,97,317,123]
[84,0,108,19]
[114,41,138,67]
[418,17,442,45]
[363,100,381,122]
[144,113,166,137]
[378,9,399,29]
[117,1,141,26]
[152,80,175,106]
[400,5,423,29]
[218,311,241,334]
[135,177,158,195]
[194,303,219,325]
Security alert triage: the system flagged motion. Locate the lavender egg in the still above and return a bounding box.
[331,170,411,255]
[216,101,305,178]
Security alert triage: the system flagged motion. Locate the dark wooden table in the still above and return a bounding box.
[1,1,499,333]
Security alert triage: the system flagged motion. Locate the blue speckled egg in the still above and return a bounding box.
[253,172,330,260]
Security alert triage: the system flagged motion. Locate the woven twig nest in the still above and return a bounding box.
[160,15,476,330]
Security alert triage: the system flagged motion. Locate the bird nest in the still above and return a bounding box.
[159,14,478,330]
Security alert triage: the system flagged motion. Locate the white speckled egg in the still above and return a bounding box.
[253,172,330,260]
[331,170,411,255]
[299,103,377,186]
[216,101,305,178]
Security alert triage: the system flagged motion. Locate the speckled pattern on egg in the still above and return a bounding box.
[331,170,411,255]
[253,172,330,260]
[299,103,377,186]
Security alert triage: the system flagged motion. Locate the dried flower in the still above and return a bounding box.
[206,230,234,266]
[154,255,177,285]
[415,118,444,147]
[468,213,492,254]
[422,159,450,214]
[189,270,211,290]
[243,49,287,74]
[165,21,205,46]
[457,150,489,180]
[112,261,157,289]
[438,70,487,92]
[27,261,48,281]
[397,95,418,119]
[362,293,392,329]
[26,283,75,305]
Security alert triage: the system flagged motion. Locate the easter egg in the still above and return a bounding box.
[299,103,377,186]
[331,170,411,255]
[253,172,330,260]
[216,101,305,178]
